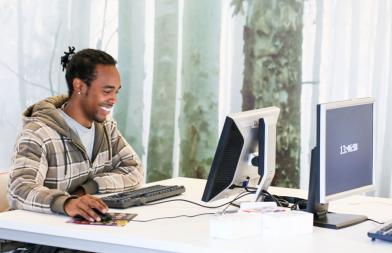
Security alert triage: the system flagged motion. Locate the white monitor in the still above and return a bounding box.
[202,107,280,202]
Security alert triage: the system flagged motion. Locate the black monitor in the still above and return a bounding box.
[306,97,375,229]
[202,107,280,202]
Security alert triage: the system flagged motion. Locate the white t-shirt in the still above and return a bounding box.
[58,109,95,160]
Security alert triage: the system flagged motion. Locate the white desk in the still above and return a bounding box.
[0,177,391,253]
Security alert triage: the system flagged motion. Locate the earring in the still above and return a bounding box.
[77,91,81,95]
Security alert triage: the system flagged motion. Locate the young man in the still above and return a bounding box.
[8,48,144,222]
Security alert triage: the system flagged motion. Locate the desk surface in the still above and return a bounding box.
[0,177,391,253]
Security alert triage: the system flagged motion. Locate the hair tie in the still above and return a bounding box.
[60,46,76,71]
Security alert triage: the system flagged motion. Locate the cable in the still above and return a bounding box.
[230,184,257,195]
[145,192,253,209]
[131,212,216,222]
[261,190,283,207]
[221,191,250,214]
[145,198,227,208]
[367,218,384,225]
[244,187,257,193]
[258,191,308,210]
[134,191,253,222]
[290,199,308,210]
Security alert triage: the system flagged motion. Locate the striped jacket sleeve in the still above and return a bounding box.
[8,127,72,214]
[92,121,145,193]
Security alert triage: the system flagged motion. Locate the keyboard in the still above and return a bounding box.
[368,220,392,242]
[101,185,186,209]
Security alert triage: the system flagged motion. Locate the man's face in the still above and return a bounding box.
[79,64,121,123]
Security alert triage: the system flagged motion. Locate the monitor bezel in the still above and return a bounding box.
[319,97,375,203]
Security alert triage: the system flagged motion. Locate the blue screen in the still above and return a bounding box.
[325,103,373,196]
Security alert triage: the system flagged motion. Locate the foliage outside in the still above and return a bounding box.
[233,0,304,188]
[179,0,221,179]
[147,0,179,182]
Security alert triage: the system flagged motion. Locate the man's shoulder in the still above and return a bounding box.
[22,120,60,139]
[24,119,51,130]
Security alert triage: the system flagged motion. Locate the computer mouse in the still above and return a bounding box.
[92,208,112,222]
[73,209,112,222]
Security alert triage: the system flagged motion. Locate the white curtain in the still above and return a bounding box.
[0,0,117,171]
[301,0,392,197]
[2,0,391,196]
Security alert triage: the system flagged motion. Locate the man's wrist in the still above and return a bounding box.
[71,186,86,196]
[63,195,79,216]
[80,180,99,195]
[51,195,78,215]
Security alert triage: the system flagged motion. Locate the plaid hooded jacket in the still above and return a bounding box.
[7,96,144,214]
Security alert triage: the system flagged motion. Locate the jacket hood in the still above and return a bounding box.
[23,95,110,161]
[23,95,77,140]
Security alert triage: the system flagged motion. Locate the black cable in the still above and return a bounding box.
[135,191,252,222]
[274,196,290,208]
[145,192,252,209]
[221,191,250,213]
[131,212,216,222]
[258,191,308,210]
[244,187,257,193]
[262,190,283,207]
[367,218,385,225]
[144,198,218,209]
[290,199,307,210]
[247,186,257,190]
[230,203,240,208]
[145,198,226,208]
[231,184,257,192]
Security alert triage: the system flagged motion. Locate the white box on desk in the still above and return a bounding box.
[260,210,313,236]
[209,210,313,239]
[209,212,262,239]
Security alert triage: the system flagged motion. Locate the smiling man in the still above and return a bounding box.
[8,48,144,222]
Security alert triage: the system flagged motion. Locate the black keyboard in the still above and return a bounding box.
[101,185,186,209]
[368,220,392,242]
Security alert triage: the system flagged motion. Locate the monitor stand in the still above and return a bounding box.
[306,148,368,229]
[254,118,276,202]
[314,212,368,229]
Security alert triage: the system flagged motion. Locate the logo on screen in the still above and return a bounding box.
[340,143,358,155]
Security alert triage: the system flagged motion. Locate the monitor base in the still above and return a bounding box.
[314,212,368,229]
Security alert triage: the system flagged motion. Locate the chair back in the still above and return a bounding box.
[0,172,9,212]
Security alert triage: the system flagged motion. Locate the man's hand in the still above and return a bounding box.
[70,186,86,197]
[64,195,108,222]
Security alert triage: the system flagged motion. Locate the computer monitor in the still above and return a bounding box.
[306,97,375,229]
[202,107,280,202]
